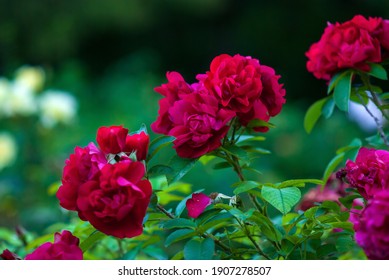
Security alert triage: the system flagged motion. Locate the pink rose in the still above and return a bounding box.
[306,15,382,80]
[168,92,235,158]
[151,72,194,135]
[186,193,212,218]
[124,131,150,161]
[76,161,152,238]
[340,147,389,199]
[57,142,106,211]
[355,191,389,259]
[25,230,83,260]
[96,125,129,154]
[197,54,263,114]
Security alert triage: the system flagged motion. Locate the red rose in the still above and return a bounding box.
[124,131,150,161]
[76,161,152,238]
[340,147,389,200]
[0,249,20,260]
[168,92,235,158]
[186,193,212,218]
[237,65,286,132]
[151,72,194,135]
[96,125,129,154]
[57,142,106,211]
[197,54,263,114]
[306,15,382,80]
[25,230,83,260]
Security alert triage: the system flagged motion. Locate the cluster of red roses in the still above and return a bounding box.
[306,15,389,80]
[56,126,152,239]
[151,54,286,158]
[337,147,389,259]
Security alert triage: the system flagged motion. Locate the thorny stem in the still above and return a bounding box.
[361,74,389,121]
[356,93,389,148]
[156,204,232,255]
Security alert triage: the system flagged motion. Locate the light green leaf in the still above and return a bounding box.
[304,97,328,133]
[276,179,323,189]
[261,186,301,215]
[323,153,345,184]
[80,231,106,252]
[232,181,260,195]
[183,238,215,260]
[327,72,342,94]
[367,63,388,80]
[333,71,353,112]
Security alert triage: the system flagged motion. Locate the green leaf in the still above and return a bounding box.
[167,156,198,184]
[80,231,106,252]
[333,71,353,112]
[148,165,174,179]
[184,237,215,260]
[336,138,362,154]
[322,97,335,119]
[379,92,389,100]
[304,97,328,133]
[247,119,275,129]
[147,135,175,161]
[276,179,323,189]
[161,218,196,230]
[236,135,266,144]
[336,235,354,253]
[367,63,388,80]
[165,228,196,247]
[232,181,260,195]
[213,161,232,170]
[261,186,301,215]
[149,175,168,191]
[323,153,345,184]
[327,72,342,94]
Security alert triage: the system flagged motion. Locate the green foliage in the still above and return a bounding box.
[261,186,301,215]
[184,237,215,260]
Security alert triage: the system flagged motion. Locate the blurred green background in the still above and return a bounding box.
[0,0,388,235]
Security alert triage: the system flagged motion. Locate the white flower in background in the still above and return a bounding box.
[3,82,38,117]
[38,90,77,128]
[0,132,17,171]
[15,66,45,92]
[348,95,385,132]
[0,78,11,117]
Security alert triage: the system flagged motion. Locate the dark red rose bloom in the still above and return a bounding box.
[339,147,389,200]
[76,161,152,238]
[355,191,389,259]
[0,249,20,260]
[96,125,129,154]
[168,92,235,158]
[151,72,194,135]
[57,142,106,211]
[25,230,83,260]
[186,193,212,218]
[306,15,383,80]
[237,65,286,132]
[124,131,149,161]
[197,54,263,114]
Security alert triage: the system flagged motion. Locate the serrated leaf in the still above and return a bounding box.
[232,181,260,195]
[261,186,301,215]
[333,71,353,112]
[184,238,215,260]
[323,153,345,184]
[161,218,196,230]
[165,228,196,247]
[367,63,388,80]
[304,97,328,133]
